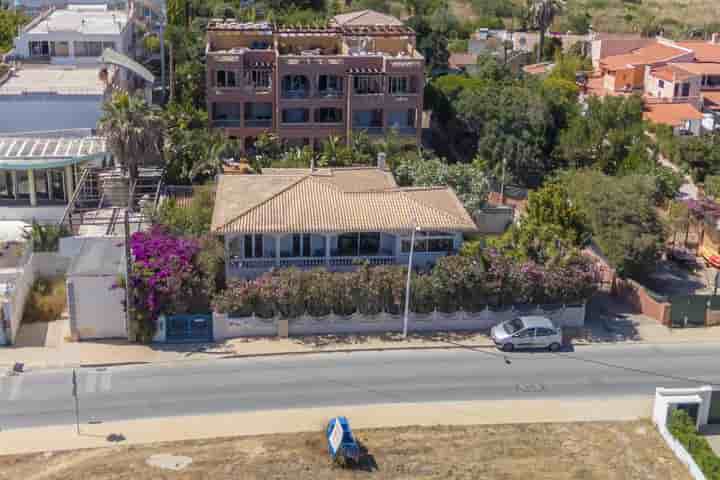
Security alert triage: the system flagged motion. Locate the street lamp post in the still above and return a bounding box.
[403,225,420,338]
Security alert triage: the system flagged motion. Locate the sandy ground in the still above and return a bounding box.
[0,421,690,480]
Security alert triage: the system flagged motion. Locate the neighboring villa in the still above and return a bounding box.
[211,166,477,279]
[591,34,720,134]
[205,10,424,151]
[0,4,137,133]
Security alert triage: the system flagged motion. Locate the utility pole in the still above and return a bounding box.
[403,224,419,339]
[72,369,80,435]
[124,210,133,340]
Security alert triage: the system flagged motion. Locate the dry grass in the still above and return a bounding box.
[22,276,66,324]
[0,421,692,480]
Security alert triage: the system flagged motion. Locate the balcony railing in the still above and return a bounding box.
[394,126,417,135]
[244,119,272,127]
[229,255,397,271]
[281,89,310,99]
[352,126,383,135]
[316,89,344,98]
[212,119,242,127]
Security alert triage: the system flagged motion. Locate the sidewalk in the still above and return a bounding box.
[0,396,652,455]
[3,314,720,371]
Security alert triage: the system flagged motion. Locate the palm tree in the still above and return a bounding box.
[22,220,69,252]
[318,135,342,167]
[187,131,237,181]
[529,0,565,63]
[98,92,164,210]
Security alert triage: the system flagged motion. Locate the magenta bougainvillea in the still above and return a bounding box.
[127,226,201,340]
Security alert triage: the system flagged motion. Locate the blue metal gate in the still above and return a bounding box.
[166,314,213,343]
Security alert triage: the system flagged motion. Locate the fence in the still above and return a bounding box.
[213,303,586,340]
[613,278,672,326]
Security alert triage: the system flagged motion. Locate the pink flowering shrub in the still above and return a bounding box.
[213,253,600,318]
[127,227,205,341]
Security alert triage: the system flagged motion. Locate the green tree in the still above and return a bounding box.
[98,92,165,209]
[502,181,588,262]
[562,169,665,280]
[0,9,28,53]
[157,185,215,236]
[22,221,70,252]
[529,0,565,63]
[557,95,651,175]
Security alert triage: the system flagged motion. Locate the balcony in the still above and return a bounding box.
[229,255,397,272]
[316,89,344,99]
[352,126,384,135]
[244,119,272,128]
[396,127,417,135]
[212,119,242,128]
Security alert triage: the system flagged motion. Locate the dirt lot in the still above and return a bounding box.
[0,421,690,480]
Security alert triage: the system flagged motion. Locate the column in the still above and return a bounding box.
[325,234,331,266]
[47,170,54,201]
[10,171,18,199]
[65,165,74,201]
[275,235,280,267]
[27,169,37,207]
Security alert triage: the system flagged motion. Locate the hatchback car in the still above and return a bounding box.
[491,316,562,352]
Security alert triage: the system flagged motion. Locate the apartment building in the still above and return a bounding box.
[205,10,424,151]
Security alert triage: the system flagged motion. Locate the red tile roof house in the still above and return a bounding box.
[204,10,424,152]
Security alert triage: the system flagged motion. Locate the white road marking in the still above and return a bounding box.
[85,371,97,394]
[8,376,23,401]
[100,372,112,392]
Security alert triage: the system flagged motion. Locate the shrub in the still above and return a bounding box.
[668,409,720,479]
[22,276,66,324]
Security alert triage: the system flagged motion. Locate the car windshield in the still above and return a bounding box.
[504,318,525,334]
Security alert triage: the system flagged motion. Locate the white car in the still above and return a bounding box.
[491,316,562,352]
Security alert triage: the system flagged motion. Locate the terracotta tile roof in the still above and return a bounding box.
[650,64,696,82]
[704,91,720,110]
[522,62,554,75]
[600,41,690,70]
[670,62,720,76]
[676,41,720,63]
[449,53,477,69]
[643,102,704,127]
[332,10,403,26]
[260,167,398,191]
[212,169,477,234]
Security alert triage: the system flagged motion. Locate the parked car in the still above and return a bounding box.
[491,316,562,352]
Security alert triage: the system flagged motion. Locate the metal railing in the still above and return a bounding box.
[229,255,397,270]
[211,119,242,127]
[244,119,272,127]
[352,126,383,135]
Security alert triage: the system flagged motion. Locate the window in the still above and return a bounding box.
[401,231,455,253]
[216,70,236,88]
[51,41,69,57]
[318,75,343,95]
[353,75,383,94]
[387,110,415,129]
[282,108,310,123]
[314,108,343,123]
[352,109,383,128]
[282,75,309,97]
[359,233,380,255]
[514,328,535,338]
[388,76,416,94]
[244,102,273,121]
[281,234,317,257]
[681,82,690,97]
[212,102,241,120]
[29,41,49,57]
[101,41,116,51]
[535,327,556,337]
[249,70,271,89]
[74,41,103,57]
[658,79,665,88]
[243,234,266,258]
[337,233,359,256]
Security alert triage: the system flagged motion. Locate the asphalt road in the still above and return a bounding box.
[1,343,719,430]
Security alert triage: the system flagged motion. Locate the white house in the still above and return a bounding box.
[211,167,478,279]
[12,5,132,64]
[12,0,127,17]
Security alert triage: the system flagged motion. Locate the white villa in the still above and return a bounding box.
[12,5,131,64]
[211,167,478,279]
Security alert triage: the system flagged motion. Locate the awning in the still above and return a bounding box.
[100,48,155,84]
[0,136,107,171]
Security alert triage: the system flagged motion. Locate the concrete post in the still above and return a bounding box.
[64,165,74,201]
[10,171,18,199]
[47,170,54,201]
[27,169,37,206]
[275,235,280,267]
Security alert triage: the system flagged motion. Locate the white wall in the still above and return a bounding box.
[67,275,126,339]
[214,303,586,340]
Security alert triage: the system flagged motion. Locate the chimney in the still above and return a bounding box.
[377,152,386,170]
[712,33,720,45]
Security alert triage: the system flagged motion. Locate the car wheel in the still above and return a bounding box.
[548,342,561,352]
[502,343,514,352]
